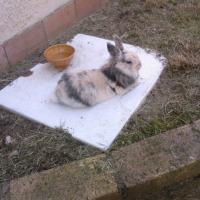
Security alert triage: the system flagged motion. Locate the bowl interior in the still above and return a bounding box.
[44,44,75,61]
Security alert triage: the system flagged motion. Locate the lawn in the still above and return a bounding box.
[0,0,199,183]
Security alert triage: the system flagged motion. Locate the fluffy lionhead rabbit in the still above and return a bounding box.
[52,35,142,108]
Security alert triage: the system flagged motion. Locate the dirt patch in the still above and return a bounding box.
[0,0,200,184]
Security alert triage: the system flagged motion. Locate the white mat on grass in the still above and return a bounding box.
[0,34,166,150]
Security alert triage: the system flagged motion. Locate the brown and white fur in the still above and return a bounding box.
[52,35,142,108]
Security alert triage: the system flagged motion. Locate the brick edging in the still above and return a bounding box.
[5,119,200,200]
[110,119,200,199]
[0,0,110,73]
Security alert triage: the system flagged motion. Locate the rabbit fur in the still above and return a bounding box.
[53,35,142,108]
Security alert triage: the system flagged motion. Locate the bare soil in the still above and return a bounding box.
[0,0,200,193]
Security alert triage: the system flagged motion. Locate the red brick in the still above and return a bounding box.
[44,2,77,42]
[0,46,10,73]
[5,23,47,66]
[7,121,200,199]
[10,154,119,200]
[111,124,200,199]
[75,0,101,21]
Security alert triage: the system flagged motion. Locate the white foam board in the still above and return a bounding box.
[0,34,166,150]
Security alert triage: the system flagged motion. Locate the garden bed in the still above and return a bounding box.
[0,0,199,184]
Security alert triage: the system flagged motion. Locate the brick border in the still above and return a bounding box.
[110,119,200,199]
[3,120,199,200]
[0,0,109,73]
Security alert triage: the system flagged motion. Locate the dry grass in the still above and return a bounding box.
[0,0,200,183]
[0,110,102,183]
[113,68,200,149]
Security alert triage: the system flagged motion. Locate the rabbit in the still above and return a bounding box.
[52,35,142,108]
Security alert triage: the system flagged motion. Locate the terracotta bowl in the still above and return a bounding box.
[44,44,75,69]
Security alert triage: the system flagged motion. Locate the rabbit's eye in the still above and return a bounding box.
[126,61,132,64]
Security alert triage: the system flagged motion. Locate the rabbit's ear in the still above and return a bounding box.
[107,42,120,57]
[113,35,124,51]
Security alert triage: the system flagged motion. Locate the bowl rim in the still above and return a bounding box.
[44,44,75,62]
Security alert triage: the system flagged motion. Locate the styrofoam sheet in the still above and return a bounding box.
[0,34,166,150]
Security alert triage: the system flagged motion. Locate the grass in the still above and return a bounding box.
[0,109,102,183]
[0,0,200,183]
[113,69,200,149]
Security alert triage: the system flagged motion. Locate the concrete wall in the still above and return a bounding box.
[0,0,109,72]
[0,0,72,45]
